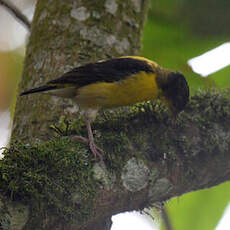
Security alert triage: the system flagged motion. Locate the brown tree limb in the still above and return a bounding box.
[0,0,31,30]
[1,90,230,230]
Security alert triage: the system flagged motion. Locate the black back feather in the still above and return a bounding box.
[48,58,155,86]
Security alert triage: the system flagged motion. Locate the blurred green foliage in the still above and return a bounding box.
[148,0,230,36]
[162,182,230,230]
[0,51,23,114]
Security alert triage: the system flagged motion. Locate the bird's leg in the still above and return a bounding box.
[70,120,104,161]
[70,108,104,161]
[85,118,104,161]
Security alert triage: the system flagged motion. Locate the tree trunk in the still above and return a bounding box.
[1,1,230,230]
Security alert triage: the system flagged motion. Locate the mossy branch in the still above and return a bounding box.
[1,90,230,229]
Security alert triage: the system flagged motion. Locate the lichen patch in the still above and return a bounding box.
[148,178,173,201]
[105,0,118,15]
[71,7,90,21]
[121,158,150,192]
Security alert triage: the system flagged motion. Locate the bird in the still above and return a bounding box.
[20,56,189,161]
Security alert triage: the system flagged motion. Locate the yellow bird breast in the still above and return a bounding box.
[75,72,161,109]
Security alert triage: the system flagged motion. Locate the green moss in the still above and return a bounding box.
[50,105,160,173]
[91,90,230,165]
[187,89,230,123]
[0,138,100,223]
[10,86,230,224]
[50,114,85,137]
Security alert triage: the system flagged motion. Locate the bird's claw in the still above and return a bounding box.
[89,141,104,162]
[70,135,104,161]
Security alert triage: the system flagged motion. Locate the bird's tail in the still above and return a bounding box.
[20,85,57,96]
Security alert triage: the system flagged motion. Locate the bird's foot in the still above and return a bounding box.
[70,135,104,161]
[89,140,104,162]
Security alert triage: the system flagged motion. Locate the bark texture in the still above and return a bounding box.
[1,91,230,230]
[4,0,230,230]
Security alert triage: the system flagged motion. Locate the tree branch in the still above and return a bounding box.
[1,90,230,229]
[0,0,31,30]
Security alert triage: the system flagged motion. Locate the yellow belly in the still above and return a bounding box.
[75,72,161,109]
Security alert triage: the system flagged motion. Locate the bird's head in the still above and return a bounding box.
[158,71,189,116]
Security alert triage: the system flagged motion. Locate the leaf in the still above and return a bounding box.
[160,182,230,230]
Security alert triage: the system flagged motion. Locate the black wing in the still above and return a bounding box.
[48,57,155,87]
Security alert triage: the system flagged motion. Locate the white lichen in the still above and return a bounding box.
[115,38,130,54]
[106,34,117,46]
[148,178,173,201]
[105,0,118,15]
[93,163,116,190]
[130,0,142,13]
[121,158,150,192]
[71,7,90,21]
[80,26,107,47]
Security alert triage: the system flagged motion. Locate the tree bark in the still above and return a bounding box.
[2,91,230,230]
[2,0,230,230]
